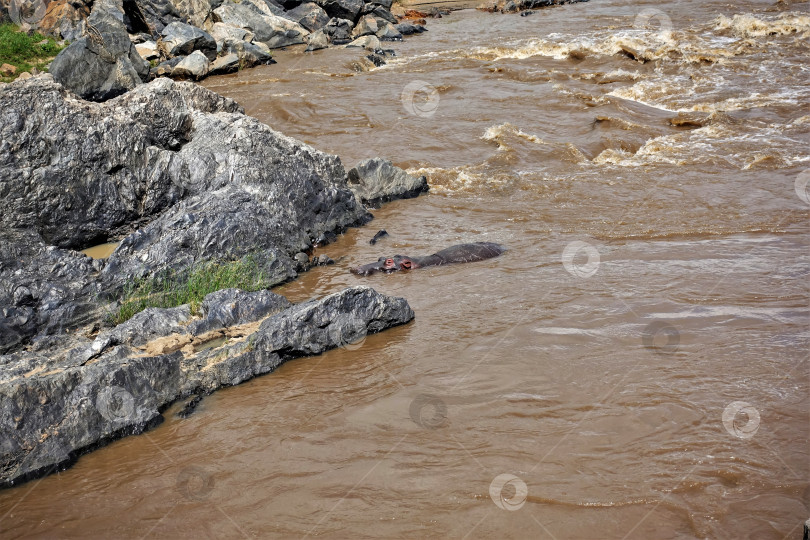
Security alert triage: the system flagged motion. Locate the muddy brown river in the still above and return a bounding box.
[2,0,809,537]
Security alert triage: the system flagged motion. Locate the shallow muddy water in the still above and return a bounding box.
[2,0,809,537]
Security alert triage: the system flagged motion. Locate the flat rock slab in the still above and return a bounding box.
[0,286,414,488]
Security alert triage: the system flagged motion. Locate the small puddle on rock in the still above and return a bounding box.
[193,336,229,353]
[80,242,120,259]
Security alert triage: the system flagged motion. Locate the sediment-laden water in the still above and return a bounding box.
[2,0,808,537]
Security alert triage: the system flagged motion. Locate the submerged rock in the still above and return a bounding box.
[0,286,414,488]
[347,158,429,207]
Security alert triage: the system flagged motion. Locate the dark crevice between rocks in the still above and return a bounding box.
[122,0,151,36]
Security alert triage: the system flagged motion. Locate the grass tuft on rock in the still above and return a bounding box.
[113,255,272,325]
[0,23,65,82]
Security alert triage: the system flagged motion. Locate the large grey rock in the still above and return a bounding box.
[369,5,396,24]
[160,21,217,60]
[375,21,401,40]
[314,0,362,21]
[305,28,329,51]
[172,0,215,27]
[209,52,240,74]
[170,50,211,79]
[322,16,353,43]
[347,158,429,207]
[0,77,371,348]
[209,21,254,50]
[0,286,414,487]
[213,1,309,48]
[351,14,377,37]
[283,2,329,32]
[132,0,184,35]
[49,0,149,101]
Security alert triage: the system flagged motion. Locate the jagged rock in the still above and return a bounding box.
[305,29,329,51]
[133,0,184,34]
[0,77,372,347]
[170,50,211,79]
[37,0,90,41]
[347,158,429,207]
[0,286,413,487]
[160,21,217,60]
[345,34,380,50]
[351,14,377,37]
[322,17,353,43]
[370,5,396,23]
[172,0,215,28]
[209,21,254,51]
[375,21,401,40]
[245,0,287,17]
[314,0,362,21]
[365,52,385,67]
[396,22,426,35]
[213,1,309,48]
[283,1,329,32]
[49,0,150,101]
[222,38,275,67]
[209,52,240,74]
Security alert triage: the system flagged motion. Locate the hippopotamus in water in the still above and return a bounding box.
[351,242,506,276]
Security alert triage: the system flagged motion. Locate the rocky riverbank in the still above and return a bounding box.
[0,0,584,488]
[0,74,426,486]
[0,0,589,91]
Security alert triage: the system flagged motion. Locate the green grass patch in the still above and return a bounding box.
[112,255,272,325]
[0,23,65,82]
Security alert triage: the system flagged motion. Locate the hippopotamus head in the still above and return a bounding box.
[350,255,416,276]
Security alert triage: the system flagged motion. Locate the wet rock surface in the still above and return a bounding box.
[0,286,414,488]
[348,158,430,208]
